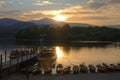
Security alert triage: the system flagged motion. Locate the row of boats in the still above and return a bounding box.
[10,48,37,59]
[56,64,89,74]
[58,63,120,74]
[62,63,120,74]
[10,47,55,59]
[21,63,120,75]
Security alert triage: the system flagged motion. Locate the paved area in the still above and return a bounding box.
[2,72,120,80]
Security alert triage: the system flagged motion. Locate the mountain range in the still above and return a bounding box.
[0,17,120,30]
[0,17,120,34]
[0,18,91,28]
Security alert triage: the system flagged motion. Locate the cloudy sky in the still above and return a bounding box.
[0,0,120,25]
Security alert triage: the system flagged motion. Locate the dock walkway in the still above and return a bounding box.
[1,53,37,70]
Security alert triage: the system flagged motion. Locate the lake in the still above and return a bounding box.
[55,43,120,66]
[0,42,120,66]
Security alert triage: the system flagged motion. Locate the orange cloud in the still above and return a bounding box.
[1,0,120,25]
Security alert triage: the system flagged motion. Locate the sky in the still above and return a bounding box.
[0,0,120,25]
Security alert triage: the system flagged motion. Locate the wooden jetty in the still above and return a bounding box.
[0,49,39,79]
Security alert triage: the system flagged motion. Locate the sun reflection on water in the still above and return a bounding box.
[55,47,63,58]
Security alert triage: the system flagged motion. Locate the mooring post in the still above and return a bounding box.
[28,49,31,59]
[5,50,7,63]
[26,62,29,79]
[20,50,23,71]
[8,53,11,76]
[26,51,28,61]
[0,55,3,80]
[17,51,19,72]
[30,49,32,59]
[21,51,23,65]
[25,50,30,79]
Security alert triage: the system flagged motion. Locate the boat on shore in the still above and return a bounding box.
[89,65,96,73]
[62,66,71,74]
[56,64,63,74]
[73,65,79,74]
[96,64,107,72]
[10,48,36,59]
[109,64,120,72]
[79,63,88,73]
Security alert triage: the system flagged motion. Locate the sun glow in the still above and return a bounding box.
[55,47,63,58]
[54,15,66,21]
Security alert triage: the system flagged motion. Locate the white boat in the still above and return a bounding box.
[37,48,57,69]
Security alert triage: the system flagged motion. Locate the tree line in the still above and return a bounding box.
[16,24,120,44]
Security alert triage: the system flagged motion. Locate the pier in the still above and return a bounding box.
[0,48,39,79]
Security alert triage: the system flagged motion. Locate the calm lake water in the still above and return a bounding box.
[55,43,120,66]
[0,42,120,66]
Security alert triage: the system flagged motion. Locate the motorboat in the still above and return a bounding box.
[37,48,57,70]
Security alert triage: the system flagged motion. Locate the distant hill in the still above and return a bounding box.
[106,25,120,29]
[9,22,37,33]
[0,18,20,27]
[0,18,37,33]
[30,18,57,25]
[30,17,66,27]
[0,18,37,41]
[69,23,93,27]
[30,17,93,27]
[0,17,120,29]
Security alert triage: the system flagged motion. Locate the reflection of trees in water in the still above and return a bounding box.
[107,42,120,48]
[60,46,72,56]
[63,47,70,53]
[71,43,112,49]
[62,43,114,51]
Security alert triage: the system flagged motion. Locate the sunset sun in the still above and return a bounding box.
[54,15,66,21]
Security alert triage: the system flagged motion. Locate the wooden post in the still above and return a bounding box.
[16,51,19,72]
[30,49,31,58]
[26,51,28,61]
[0,55,3,80]
[21,51,23,64]
[5,50,7,63]
[8,53,11,76]
[29,50,30,59]
[25,50,30,79]
[26,61,29,79]
[30,50,31,59]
